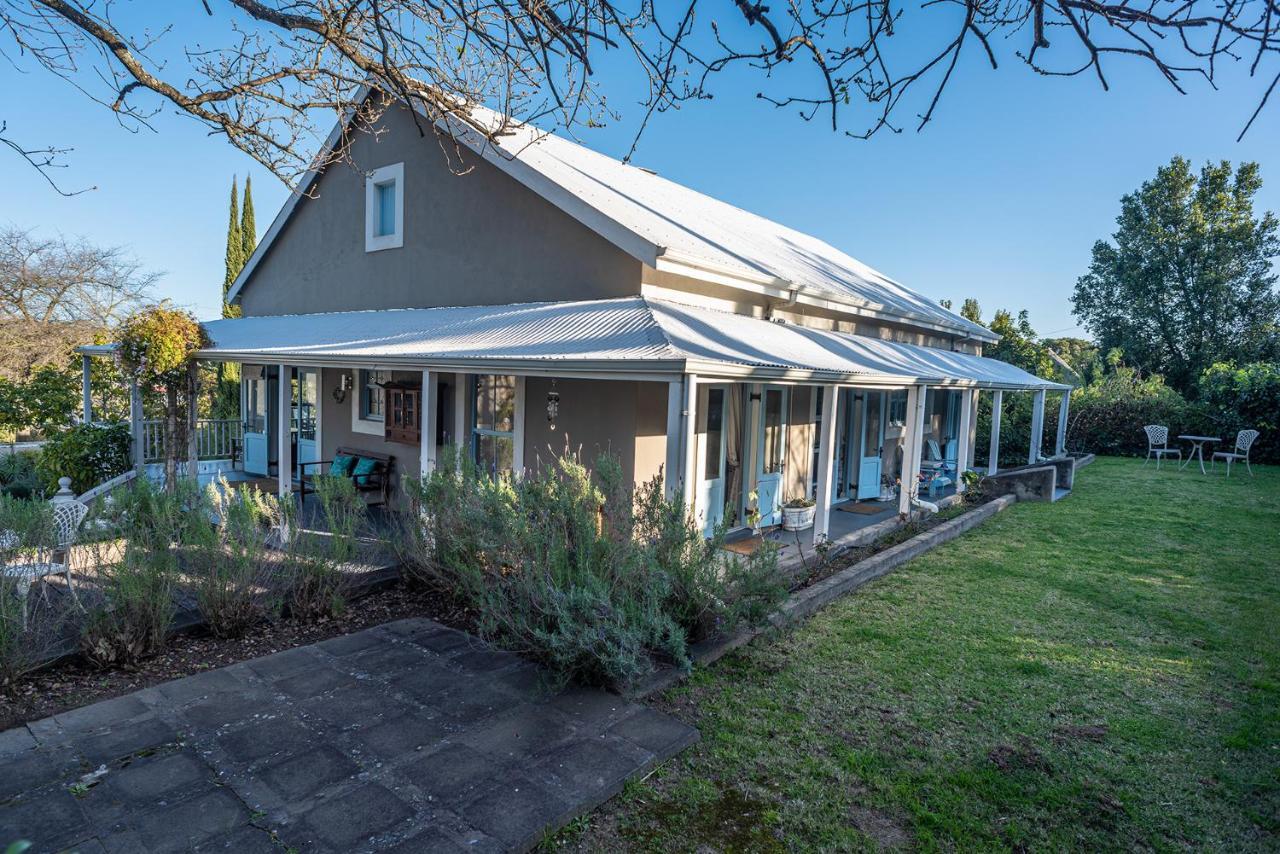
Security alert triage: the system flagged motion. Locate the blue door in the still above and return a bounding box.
[754,386,788,526]
[856,391,885,500]
[242,368,269,476]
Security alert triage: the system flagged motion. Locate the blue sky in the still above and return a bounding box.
[2,6,1277,338]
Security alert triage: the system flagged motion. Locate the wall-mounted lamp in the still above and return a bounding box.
[332,373,352,404]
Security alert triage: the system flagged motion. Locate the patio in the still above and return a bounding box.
[0,618,697,853]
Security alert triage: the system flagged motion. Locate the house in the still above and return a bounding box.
[96,89,1070,543]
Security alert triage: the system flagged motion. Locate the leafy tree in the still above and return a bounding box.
[1073,157,1280,396]
[222,177,242,320]
[960,299,982,325]
[986,310,1056,379]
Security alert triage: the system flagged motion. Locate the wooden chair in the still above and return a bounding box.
[1211,429,1260,477]
[1142,425,1181,470]
[298,447,395,506]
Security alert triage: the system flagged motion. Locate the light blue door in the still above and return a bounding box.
[242,368,269,476]
[856,391,885,500]
[294,368,319,478]
[754,386,788,526]
[696,386,727,537]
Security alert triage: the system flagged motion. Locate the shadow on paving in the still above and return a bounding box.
[0,619,697,853]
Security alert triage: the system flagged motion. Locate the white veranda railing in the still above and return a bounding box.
[141,419,242,462]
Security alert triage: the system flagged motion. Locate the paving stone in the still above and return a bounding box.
[461,774,572,849]
[405,625,474,655]
[382,827,478,853]
[452,647,525,674]
[107,749,210,802]
[0,747,61,800]
[179,688,274,729]
[131,788,250,853]
[428,683,519,725]
[95,828,146,853]
[157,668,245,706]
[245,646,319,681]
[491,662,552,699]
[215,717,315,765]
[298,782,413,849]
[73,716,181,767]
[55,694,150,733]
[273,664,351,700]
[317,629,382,657]
[350,712,452,761]
[543,686,632,729]
[0,724,37,756]
[459,704,579,762]
[192,824,280,853]
[400,743,503,807]
[0,787,90,851]
[299,683,410,728]
[531,736,649,802]
[257,745,359,801]
[608,704,699,758]
[347,642,434,676]
[392,658,470,702]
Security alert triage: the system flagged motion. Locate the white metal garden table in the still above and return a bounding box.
[1178,435,1220,475]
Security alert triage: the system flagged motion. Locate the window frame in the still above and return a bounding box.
[364,162,404,252]
[351,368,389,436]
[470,374,523,478]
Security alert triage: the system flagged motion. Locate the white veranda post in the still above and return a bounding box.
[680,374,698,512]
[897,385,926,516]
[1029,389,1046,464]
[664,380,683,500]
[420,369,437,478]
[955,388,974,492]
[81,354,92,424]
[1055,389,1071,457]
[277,363,292,498]
[988,389,1003,476]
[812,385,840,545]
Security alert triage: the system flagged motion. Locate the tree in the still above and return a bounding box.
[117,304,207,489]
[0,225,155,381]
[2,2,1278,193]
[240,175,256,265]
[1072,157,1280,395]
[960,299,982,325]
[222,177,242,320]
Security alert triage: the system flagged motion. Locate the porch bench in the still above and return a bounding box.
[298,447,395,507]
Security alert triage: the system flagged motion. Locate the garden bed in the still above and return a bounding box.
[0,578,474,730]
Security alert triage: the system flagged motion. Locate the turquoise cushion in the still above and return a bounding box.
[330,454,356,477]
[352,456,379,485]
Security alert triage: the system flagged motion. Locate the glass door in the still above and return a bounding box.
[242,366,269,476]
[695,386,728,537]
[295,368,319,478]
[857,391,886,500]
[753,386,788,526]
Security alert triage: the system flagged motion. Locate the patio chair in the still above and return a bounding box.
[1211,429,1260,477]
[1142,425,1182,470]
[1,500,89,627]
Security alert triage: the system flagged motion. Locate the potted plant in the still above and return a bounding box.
[781,495,817,531]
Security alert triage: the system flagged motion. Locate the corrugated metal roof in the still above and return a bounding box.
[457,105,995,342]
[199,298,1065,390]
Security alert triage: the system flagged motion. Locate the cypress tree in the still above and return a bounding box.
[240,175,256,264]
[222,177,242,319]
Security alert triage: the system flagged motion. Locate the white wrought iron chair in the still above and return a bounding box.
[1,501,89,627]
[1212,429,1260,477]
[1142,425,1182,470]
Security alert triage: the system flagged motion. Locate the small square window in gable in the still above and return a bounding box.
[364,162,404,252]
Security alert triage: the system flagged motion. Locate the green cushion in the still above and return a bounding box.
[330,454,356,477]
[352,456,380,485]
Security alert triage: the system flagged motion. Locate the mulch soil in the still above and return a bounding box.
[0,581,476,731]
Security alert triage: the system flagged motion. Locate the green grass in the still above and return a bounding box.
[551,457,1280,852]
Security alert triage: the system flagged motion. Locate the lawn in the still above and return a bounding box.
[552,457,1280,851]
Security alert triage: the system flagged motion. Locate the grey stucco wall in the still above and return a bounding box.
[239,104,642,316]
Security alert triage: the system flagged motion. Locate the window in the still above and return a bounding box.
[364,163,404,251]
[760,387,787,475]
[472,375,517,478]
[360,369,385,421]
[887,390,908,425]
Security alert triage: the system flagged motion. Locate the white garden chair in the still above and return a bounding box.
[1142,425,1182,470]
[1,501,89,628]
[1212,429,1260,477]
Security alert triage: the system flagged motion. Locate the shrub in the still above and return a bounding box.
[80,479,190,667]
[0,451,42,500]
[190,480,287,638]
[400,448,786,690]
[36,423,131,495]
[1198,361,1280,462]
[282,474,361,621]
[0,497,72,686]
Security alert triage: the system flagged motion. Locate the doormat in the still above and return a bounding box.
[721,530,782,555]
[836,502,890,515]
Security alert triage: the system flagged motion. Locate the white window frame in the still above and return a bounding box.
[364,162,404,252]
[351,368,389,436]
